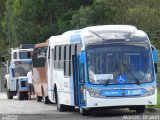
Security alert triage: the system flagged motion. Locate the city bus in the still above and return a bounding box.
[47,25,158,115]
[32,41,51,104]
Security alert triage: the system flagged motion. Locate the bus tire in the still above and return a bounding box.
[54,85,57,104]
[44,96,50,104]
[37,96,42,102]
[56,94,65,112]
[57,102,65,112]
[80,108,90,116]
[135,106,145,113]
[7,90,13,99]
[68,106,75,111]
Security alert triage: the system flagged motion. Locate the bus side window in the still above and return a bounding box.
[60,45,64,69]
[59,46,61,69]
[55,46,59,69]
[54,46,56,69]
[32,48,38,67]
[80,64,85,83]
[64,45,71,76]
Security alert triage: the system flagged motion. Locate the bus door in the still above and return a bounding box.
[72,55,85,107]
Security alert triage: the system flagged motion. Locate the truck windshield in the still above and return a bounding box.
[14,62,31,77]
[87,44,154,85]
[19,52,32,59]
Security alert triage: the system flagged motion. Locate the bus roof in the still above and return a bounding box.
[83,25,149,44]
[85,25,137,33]
[34,41,48,48]
[49,30,81,48]
[49,25,149,48]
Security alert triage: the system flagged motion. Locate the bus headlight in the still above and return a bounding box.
[90,92,100,97]
[148,88,155,95]
[143,88,155,96]
[90,92,95,96]
[143,91,149,96]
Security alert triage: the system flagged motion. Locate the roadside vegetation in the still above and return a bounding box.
[0,0,160,58]
[157,92,160,108]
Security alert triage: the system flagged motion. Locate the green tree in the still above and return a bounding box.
[71,0,116,29]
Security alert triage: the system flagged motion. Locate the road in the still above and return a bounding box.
[0,93,159,120]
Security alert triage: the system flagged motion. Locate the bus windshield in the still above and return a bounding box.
[87,44,154,85]
[14,62,31,77]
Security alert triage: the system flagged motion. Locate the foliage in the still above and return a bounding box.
[0,0,160,57]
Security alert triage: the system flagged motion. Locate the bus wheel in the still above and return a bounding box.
[37,96,42,102]
[57,94,65,112]
[68,106,75,111]
[7,90,13,99]
[44,96,50,104]
[54,86,57,104]
[135,106,145,113]
[64,105,75,112]
[79,108,90,116]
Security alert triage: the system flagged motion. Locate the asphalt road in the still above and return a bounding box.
[0,93,159,120]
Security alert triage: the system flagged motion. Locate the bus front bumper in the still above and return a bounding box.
[85,91,157,108]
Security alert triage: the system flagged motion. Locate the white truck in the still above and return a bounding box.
[5,44,34,100]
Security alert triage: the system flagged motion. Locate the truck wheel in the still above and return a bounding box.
[18,91,24,100]
[24,92,28,100]
[37,96,42,102]
[44,96,50,104]
[7,90,13,99]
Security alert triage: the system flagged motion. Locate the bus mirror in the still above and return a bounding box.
[154,63,158,73]
[151,46,158,63]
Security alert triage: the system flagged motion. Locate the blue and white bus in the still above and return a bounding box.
[47,25,158,115]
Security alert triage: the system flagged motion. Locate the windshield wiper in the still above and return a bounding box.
[105,79,111,86]
[129,70,141,85]
[124,64,140,85]
[122,58,141,85]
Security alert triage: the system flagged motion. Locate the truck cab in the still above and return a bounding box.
[6,44,34,100]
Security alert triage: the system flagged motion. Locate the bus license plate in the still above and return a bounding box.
[100,89,145,97]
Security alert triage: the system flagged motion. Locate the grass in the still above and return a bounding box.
[147,91,160,110]
[155,92,160,108]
